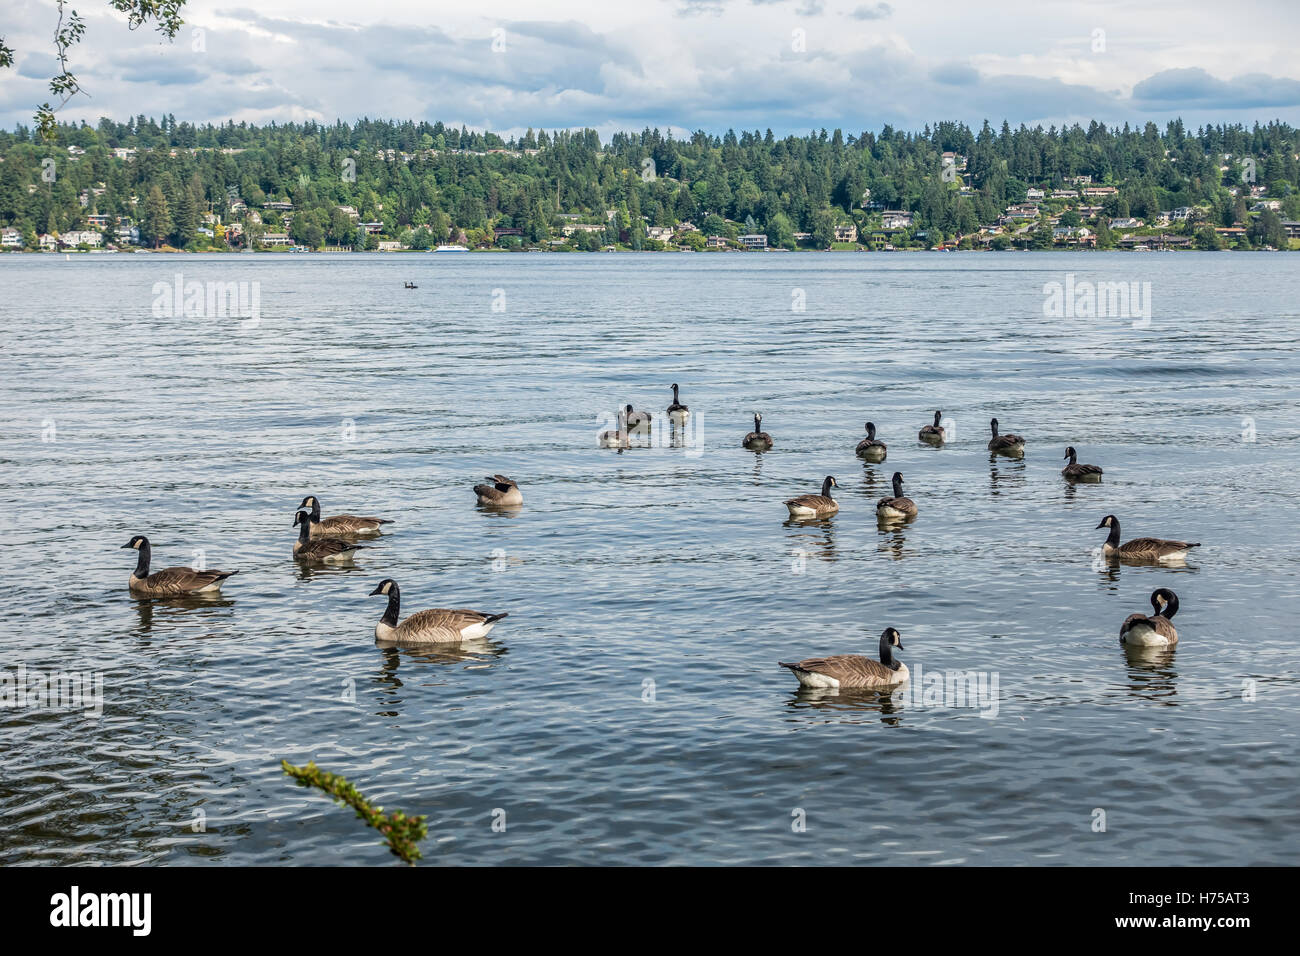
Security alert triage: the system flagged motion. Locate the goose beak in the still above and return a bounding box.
[119,541,133,549]
[1095,520,1106,529]
[369,585,384,596]
[896,642,904,650]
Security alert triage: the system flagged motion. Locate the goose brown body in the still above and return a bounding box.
[876,472,917,518]
[299,496,391,537]
[1120,589,1180,646]
[293,511,368,563]
[1061,446,1103,481]
[781,628,909,689]
[856,421,887,461]
[918,410,945,443]
[473,474,523,507]
[370,579,508,644]
[785,476,839,517]
[742,413,772,450]
[987,418,1025,455]
[122,536,238,597]
[1096,515,1200,562]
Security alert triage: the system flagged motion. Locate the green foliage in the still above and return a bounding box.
[282,760,428,865]
[1,115,1298,251]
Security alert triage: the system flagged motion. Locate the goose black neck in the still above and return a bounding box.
[1158,592,1179,619]
[934,411,942,427]
[892,474,903,497]
[879,633,897,669]
[309,499,322,522]
[134,541,151,578]
[297,517,313,544]
[1067,448,1078,464]
[866,422,876,439]
[990,419,999,437]
[821,477,834,498]
[754,415,761,431]
[1105,520,1121,547]
[381,585,401,627]
[672,384,680,401]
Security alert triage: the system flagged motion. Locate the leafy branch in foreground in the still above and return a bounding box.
[0,1,188,140]
[281,759,428,865]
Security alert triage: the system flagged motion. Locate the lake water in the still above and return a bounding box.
[1,250,1298,865]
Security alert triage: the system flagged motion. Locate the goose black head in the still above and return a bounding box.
[881,626,904,650]
[1151,588,1179,618]
[671,383,679,392]
[369,579,398,597]
[1096,514,1117,530]
[865,421,876,437]
[298,495,317,510]
[121,535,148,550]
[1064,446,1077,460]
[293,510,310,528]
[933,410,942,426]
[990,417,1000,434]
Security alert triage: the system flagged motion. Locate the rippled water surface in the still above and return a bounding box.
[2,251,1298,865]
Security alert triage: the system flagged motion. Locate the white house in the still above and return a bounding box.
[39,233,59,250]
[738,233,769,249]
[1,227,23,248]
[881,210,913,229]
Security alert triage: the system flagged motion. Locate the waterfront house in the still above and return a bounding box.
[833,223,858,242]
[260,232,292,246]
[1,228,22,248]
[738,233,769,249]
[705,235,729,249]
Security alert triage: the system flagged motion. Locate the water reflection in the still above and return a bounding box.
[374,639,507,676]
[1120,645,1180,703]
[857,463,884,497]
[875,522,914,561]
[784,685,908,725]
[294,562,370,582]
[988,455,1027,495]
[784,517,838,564]
[132,594,236,635]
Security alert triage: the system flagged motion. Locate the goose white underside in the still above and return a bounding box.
[669,410,689,424]
[786,504,834,517]
[375,619,499,644]
[1120,623,1172,647]
[876,504,910,519]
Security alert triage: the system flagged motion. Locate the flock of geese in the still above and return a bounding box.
[119,385,1200,692]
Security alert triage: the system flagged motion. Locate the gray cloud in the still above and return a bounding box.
[1133,68,1300,109]
[849,3,893,20]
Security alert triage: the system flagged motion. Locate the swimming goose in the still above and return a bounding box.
[599,406,629,448]
[667,383,690,424]
[369,578,508,644]
[298,496,391,537]
[742,413,772,450]
[780,628,909,689]
[1120,588,1180,647]
[625,404,653,433]
[1096,515,1200,562]
[856,421,887,461]
[987,418,1025,456]
[784,476,839,518]
[876,471,918,519]
[473,474,523,507]
[1062,446,1103,481]
[293,510,369,563]
[918,410,945,443]
[121,535,238,597]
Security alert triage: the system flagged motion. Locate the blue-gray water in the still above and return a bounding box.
[1,251,1298,865]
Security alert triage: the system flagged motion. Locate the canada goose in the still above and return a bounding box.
[780,628,909,689]
[121,535,238,597]
[1096,515,1200,562]
[742,413,772,450]
[784,476,839,518]
[473,474,522,507]
[856,421,887,461]
[599,406,629,448]
[987,418,1025,456]
[876,471,918,519]
[369,578,508,644]
[1062,446,1103,481]
[919,410,945,443]
[293,510,369,563]
[667,383,690,424]
[297,496,391,537]
[1119,588,1180,647]
[625,403,653,433]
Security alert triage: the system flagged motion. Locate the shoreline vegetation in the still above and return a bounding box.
[3,116,1298,255]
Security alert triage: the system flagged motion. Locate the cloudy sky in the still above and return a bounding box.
[3,0,1299,137]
